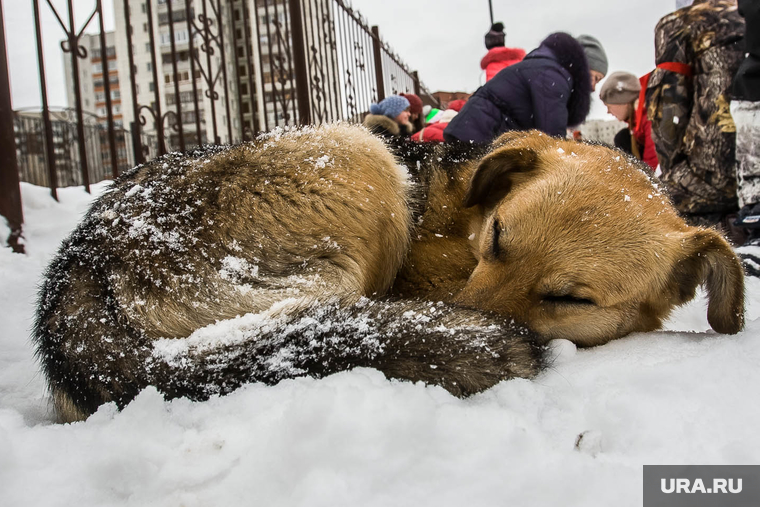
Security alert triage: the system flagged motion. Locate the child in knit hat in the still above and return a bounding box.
[599,71,658,170]
[363,95,413,138]
[399,92,424,132]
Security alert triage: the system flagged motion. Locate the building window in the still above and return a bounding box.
[147,62,152,72]
[143,22,148,32]
[149,82,155,92]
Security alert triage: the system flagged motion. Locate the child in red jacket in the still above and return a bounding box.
[481,22,525,82]
[600,71,659,170]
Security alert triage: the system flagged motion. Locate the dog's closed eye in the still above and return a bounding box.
[541,293,596,306]
[492,218,502,258]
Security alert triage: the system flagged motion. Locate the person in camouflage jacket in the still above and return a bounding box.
[645,0,745,227]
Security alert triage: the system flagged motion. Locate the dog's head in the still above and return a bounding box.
[456,130,744,346]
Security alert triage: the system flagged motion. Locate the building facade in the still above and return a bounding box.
[62,32,123,127]
[580,118,627,146]
[113,0,241,148]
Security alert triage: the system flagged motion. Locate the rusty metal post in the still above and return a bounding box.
[229,0,245,139]
[166,0,185,151]
[144,0,166,155]
[216,0,233,142]
[201,0,219,143]
[124,0,144,164]
[287,0,311,125]
[371,25,384,102]
[241,0,258,135]
[32,0,58,200]
[0,0,24,252]
[184,0,202,144]
[66,0,92,193]
[97,0,118,178]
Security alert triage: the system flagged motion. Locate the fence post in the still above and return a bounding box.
[66,0,92,193]
[130,121,143,164]
[288,0,311,125]
[0,0,24,253]
[371,26,385,102]
[412,70,420,97]
[32,0,58,200]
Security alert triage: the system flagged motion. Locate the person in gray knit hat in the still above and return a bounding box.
[599,71,658,170]
[576,34,608,90]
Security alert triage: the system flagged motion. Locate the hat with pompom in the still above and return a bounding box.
[370,95,410,119]
[485,22,506,50]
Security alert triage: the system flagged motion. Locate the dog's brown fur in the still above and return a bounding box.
[34,124,744,422]
[394,130,744,346]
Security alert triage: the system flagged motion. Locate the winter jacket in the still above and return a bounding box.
[632,116,658,170]
[412,110,459,143]
[412,122,448,143]
[733,0,760,102]
[645,0,745,217]
[480,47,526,82]
[444,32,592,144]
[363,114,413,139]
[629,74,659,170]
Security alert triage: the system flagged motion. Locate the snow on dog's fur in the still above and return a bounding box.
[34,124,744,422]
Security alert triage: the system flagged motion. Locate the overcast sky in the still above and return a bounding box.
[4,0,676,120]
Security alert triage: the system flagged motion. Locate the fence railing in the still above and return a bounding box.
[8,0,439,200]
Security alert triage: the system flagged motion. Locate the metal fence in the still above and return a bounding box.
[14,108,156,188]
[10,0,439,200]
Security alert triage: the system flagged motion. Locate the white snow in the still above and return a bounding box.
[2,181,760,506]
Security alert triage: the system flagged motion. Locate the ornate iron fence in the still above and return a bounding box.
[7,0,439,200]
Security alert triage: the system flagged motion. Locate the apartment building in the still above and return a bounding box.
[580,118,628,145]
[113,0,241,147]
[62,32,123,126]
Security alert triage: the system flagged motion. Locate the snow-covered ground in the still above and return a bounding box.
[2,181,759,506]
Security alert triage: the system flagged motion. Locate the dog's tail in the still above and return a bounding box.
[148,298,548,403]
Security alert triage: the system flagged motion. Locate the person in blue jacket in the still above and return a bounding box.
[444,33,607,143]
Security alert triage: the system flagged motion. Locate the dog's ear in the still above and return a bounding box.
[463,147,539,209]
[668,228,745,334]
